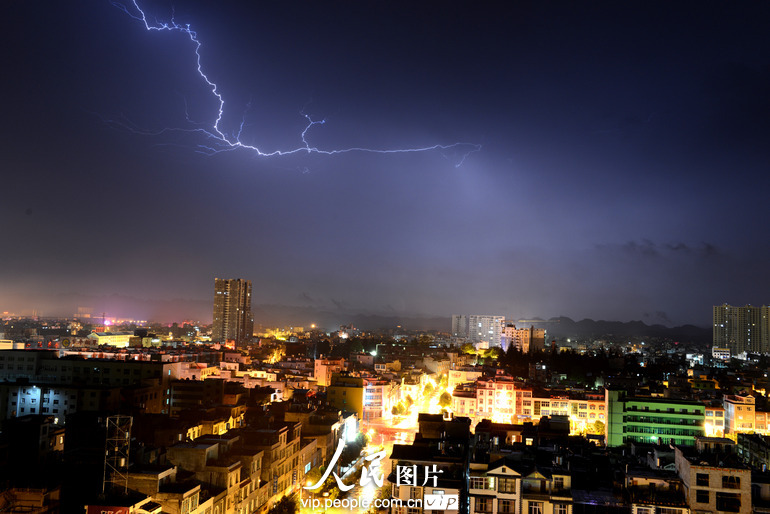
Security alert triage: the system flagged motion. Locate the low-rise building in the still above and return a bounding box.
[675,441,751,514]
[606,389,705,447]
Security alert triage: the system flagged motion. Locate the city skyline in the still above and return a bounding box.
[3,2,770,326]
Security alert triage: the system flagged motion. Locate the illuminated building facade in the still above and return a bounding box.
[723,395,755,435]
[713,304,770,355]
[327,373,364,419]
[212,278,254,344]
[85,331,133,347]
[469,315,505,347]
[453,378,605,430]
[502,324,546,353]
[605,389,705,447]
[704,405,725,437]
[447,368,483,390]
[363,378,399,422]
[452,315,505,346]
[313,357,346,387]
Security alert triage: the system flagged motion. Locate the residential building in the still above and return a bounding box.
[605,389,705,447]
[502,325,546,353]
[212,278,254,344]
[704,405,726,437]
[724,395,755,435]
[169,378,226,416]
[327,373,364,419]
[363,378,399,422]
[469,455,572,514]
[468,315,505,348]
[675,441,751,514]
[388,413,471,514]
[314,357,346,387]
[713,304,770,356]
[452,315,469,338]
[736,433,770,471]
[448,368,483,390]
[624,469,688,514]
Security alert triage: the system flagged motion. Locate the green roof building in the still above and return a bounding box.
[605,389,705,447]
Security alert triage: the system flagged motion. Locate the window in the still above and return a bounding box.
[470,477,494,490]
[554,477,565,491]
[498,478,516,493]
[499,500,515,514]
[696,490,709,504]
[715,492,741,513]
[528,501,543,514]
[696,473,709,487]
[554,504,568,514]
[475,498,492,513]
[722,476,740,489]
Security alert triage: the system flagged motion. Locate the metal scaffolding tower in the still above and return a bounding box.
[102,415,133,495]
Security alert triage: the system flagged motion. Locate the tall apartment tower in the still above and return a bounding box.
[468,315,505,347]
[451,315,469,338]
[212,278,254,343]
[713,304,770,355]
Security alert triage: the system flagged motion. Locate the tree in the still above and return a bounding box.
[340,432,366,465]
[503,344,519,365]
[418,334,433,345]
[392,402,406,416]
[423,382,435,397]
[589,420,605,436]
[269,495,298,514]
[438,392,452,408]
[487,347,504,360]
[304,465,325,489]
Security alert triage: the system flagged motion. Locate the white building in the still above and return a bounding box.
[468,315,505,348]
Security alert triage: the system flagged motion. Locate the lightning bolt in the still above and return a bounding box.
[110,0,481,167]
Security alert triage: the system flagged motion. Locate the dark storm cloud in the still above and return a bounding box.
[643,311,672,325]
[595,241,722,260]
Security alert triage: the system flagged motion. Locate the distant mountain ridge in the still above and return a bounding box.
[524,316,711,344]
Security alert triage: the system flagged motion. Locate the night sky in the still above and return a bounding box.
[2,1,769,326]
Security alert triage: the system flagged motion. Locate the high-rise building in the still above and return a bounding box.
[212,278,253,343]
[713,304,770,355]
[451,315,469,338]
[468,315,505,347]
